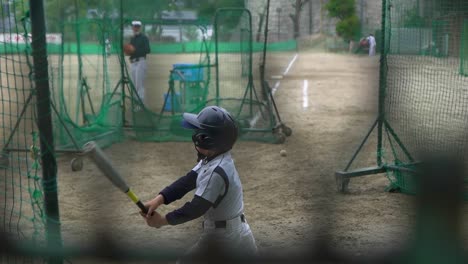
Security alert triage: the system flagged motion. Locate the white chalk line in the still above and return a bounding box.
[283,53,298,76]
[303,79,309,108]
[249,53,298,127]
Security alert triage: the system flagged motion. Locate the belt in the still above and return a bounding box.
[130,57,145,63]
[204,214,246,229]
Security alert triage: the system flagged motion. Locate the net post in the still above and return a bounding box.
[334,0,391,190]
[119,0,127,125]
[461,20,467,75]
[260,0,270,84]
[29,0,63,262]
[377,0,388,167]
[214,12,220,106]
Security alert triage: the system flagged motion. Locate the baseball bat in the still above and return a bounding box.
[81,141,148,214]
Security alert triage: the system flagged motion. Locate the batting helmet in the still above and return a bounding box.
[181,106,238,152]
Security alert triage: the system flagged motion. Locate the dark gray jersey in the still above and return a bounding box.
[192,151,244,221]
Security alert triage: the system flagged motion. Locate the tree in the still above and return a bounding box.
[326,0,356,20]
[335,14,360,42]
[325,0,361,49]
[289,0,310,39]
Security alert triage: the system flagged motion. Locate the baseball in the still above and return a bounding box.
[280,149,287,157]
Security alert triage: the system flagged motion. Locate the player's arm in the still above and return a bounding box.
[165,195,213,225]
[142,196,212,228]
[164,169,227,226]
[144,170,198,216]
[159,170,198,204]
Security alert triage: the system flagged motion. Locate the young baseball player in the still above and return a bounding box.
[141,106,257,259]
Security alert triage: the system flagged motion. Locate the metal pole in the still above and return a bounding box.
[120,0,127,124]
[214,12,220,105]
[29,0,63,263]
[320,0,324,34]
[360,0,364,34]
[309,0,313,35]
[377,0,388,166]
[73,0,86,124]
[260,0,271,84]
[276,8,281,41]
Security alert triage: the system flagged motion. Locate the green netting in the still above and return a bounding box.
[48,18,124,150]
[212,8,276,142]
[380,0,468,194]
[2,0,290,260]
[122,6,283,143]
[1,1,49,263]
[36,0,290,146]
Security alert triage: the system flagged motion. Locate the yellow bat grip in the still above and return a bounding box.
[126,189,139,203]
[126,189,148,214]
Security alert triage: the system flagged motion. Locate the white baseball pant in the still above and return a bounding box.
[369,44,376,56]
[178,216,257,263]
[130,58,147,105]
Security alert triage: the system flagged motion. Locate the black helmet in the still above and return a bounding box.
[181,106,238,152]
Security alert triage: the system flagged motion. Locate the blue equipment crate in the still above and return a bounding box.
[172,63,204,82]
[163,92,181,112]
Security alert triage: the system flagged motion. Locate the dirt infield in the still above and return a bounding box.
[55,52,416,260]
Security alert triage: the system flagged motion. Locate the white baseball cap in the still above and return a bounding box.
[131,20,142,26]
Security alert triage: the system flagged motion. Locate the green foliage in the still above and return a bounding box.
[325,0,356,20]
[336,15,360,41]
[325,0,360,43]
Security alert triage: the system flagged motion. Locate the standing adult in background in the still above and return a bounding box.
[367,33,376,56]
[129,20,150,109]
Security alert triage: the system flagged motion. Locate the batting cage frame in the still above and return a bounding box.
[0,13,85,173]
[21,0,293,179]
[43,0,291,149]
[336,0,468,194]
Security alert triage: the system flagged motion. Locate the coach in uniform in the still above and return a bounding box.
[129,20,150,109]
[141,106,258,262]
[367,33,376,56]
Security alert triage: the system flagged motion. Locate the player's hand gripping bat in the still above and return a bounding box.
[81,141,148,214]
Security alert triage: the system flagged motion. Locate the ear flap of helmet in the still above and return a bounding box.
[192,130,216,150]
